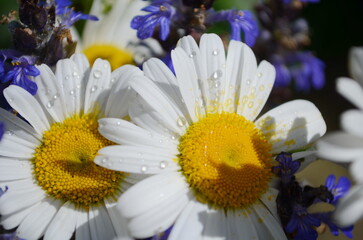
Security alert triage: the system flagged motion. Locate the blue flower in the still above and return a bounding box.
[0,122,4,142]
[273,52,325,92]
[313,211,353,239]
[55,0,98,27]
[324,174,351,205]
[0,55,39,95]
[272,152,300,184]
[286,204,320,240]
[131,2,176,41]
[207,10,259,46]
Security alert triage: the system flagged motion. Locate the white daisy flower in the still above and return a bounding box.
[75,0,163,70]
[95,33,327,239]
[0,54,143,240]
[317,47,363,226]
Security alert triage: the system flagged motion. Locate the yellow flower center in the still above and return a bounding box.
[178,112,273,209]
[83,44,134,71]
[33,114,125,208]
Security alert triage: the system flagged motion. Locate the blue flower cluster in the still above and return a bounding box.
[274,152,353,240]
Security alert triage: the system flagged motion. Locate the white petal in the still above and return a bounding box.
[1,202,40,230]
[104,199,133,240]
[98,118,178,152]
[44,202,77,240]
[118,172,189,219]
[54,58,83,116]
[131,76,188,134]
[336,77,363,110]
[129,97,180,137]
[4,85,50,135]
[259,188,279,221]
[168,199,206,240]
[33,64,67,122]
[0,107,40,142]
[317,132,363,162]
[202,208,227,240]
[199,34,226,114]
[172,47,205,121]
[17,199,62,240]
[75,207,91,240]
[0,158,32,180]
[341,109,363,138]
[349,47,363,85]
[127,190,191,239]
[334,185,363,226]
[0,135,35,159]
[256,100,326,154]
[237,60,275,121]
[104,65,141,118]
[350,158,363,183]
[84,59,112,114]
[252,204,287,239]
[71,53,90,78]
[88,205,117,240]
[226,209,258,240]
[143,58,190,120]
[96,145,179,174]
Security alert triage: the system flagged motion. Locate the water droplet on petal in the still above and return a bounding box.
[140,165,148,173]
[46,100,54,108]
[103,63,109,69]
[111,78,116,83]
[8,98,14,102]
[76,84,81,89]
[212,49,219,56]
[72,72,78,77]
[7,131,14,136]
[107,162,113,167]
[102,157,108,163]
[91,86,98,93]
[116,121,121,126]
[53,93,59,100]
[119,159,124,163]
[65,75,70,80]
[93,70,102,79]
[159,139,163,143]
[69,90,75,95]
[211,70,223,80]
[159,161,167,169]
[189,51,196,58]
[257,72,263,78]
[176,117,187,127]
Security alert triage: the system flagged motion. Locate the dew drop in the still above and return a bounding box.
[176,117,187,127]
[257,72,263,78]
[212,49,219,56]
[214,81,221,88]
[107,162,113,167]
[119,158,124,163]
[246,79,251,85]
[65,75,70,80]
[91,85,98,93]
[8,98,14,102]
[46,100,54,108]
[116,121,121,126]
[7,131,14,136]
[69,90,75,95]
[103,63,109,69]
[53,93,59,100]
[211,70,223,80]
[140,165,148,173]
[170,134,177,140]
[189,51,196,58]
[159,139,163,143]
[76,84,81,89]
[159,161,167,169]
[93,70,102,79]
[72,72,78,77]
[102,157,108,163]
[111,78,116,83]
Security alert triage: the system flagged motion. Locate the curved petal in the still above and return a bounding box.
[341,109,363,138]
[259,188,279,221]
[1,202,40,230]
[334,185,363,226]
[202,208,227,240]
[317,132,363,162]
[17,199,62,240]
[349,47,363,85]
[88,205,117,240]
[336,77,363,110]
[255,100,326,154]
[104,199,133,240]
[0,158,32,180]
[75,207,91,240]
[350,158,363,183]
[4,85,50,135]
[226,209,258,239]
[0,134,35,158]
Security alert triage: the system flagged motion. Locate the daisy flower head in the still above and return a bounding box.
[95,33,327,239]
[317,46,363,226]
[0,54,144,240]
[77,0,163,70]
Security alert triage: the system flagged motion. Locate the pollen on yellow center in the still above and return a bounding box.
[33,114,124,208]
[178,112,273,209]
[83,44,134,71]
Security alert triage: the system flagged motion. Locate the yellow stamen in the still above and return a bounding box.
[178,112,272,209]
[33,113,125,208]
[83,44,134,71]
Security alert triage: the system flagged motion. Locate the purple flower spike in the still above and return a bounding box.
[207,10,259,46]
[272,152,300,184]
[131,2,176,41]
[55,0,98,27]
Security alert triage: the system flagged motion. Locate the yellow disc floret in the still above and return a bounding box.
[178,112,272,209]
[33,114,124,208]
[83,44,134,70]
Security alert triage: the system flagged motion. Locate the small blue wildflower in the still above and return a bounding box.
[286,204,320,240]
[131,2,176,41]
[324,174,351,205]
[0,122,4,142]
[313,211,353,238]
[55,0,98,27]
[272,152,300,184]
[273,52,325,92]
[0,56,39,95]
[207,10,259,46]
